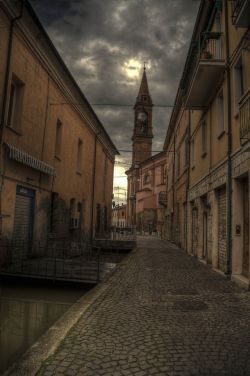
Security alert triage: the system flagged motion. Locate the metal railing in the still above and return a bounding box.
[239,89,250,142]
[199,32,223,60]
[0,239,126,283]
[111,226,136,241]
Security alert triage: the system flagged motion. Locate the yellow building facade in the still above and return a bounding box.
[164,0,250,288]
[0,0,118,262]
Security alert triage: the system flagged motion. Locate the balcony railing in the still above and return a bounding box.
[199,31,222,60]
[231,0,250,28]
[239,89,250,142]
[159,191,167,206]
[185,32,225,109]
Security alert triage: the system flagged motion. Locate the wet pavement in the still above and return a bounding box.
[37,237,250,376]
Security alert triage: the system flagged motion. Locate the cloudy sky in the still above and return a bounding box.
[31,0,200,203]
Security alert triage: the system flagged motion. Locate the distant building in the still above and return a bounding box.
[135,152,166,235]
[112,204,127,228]
[126,68,166,234]
[0,0,118,263]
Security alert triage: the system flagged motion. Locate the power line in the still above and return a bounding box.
[117,149,164,153]
[50,102,174,108]
[92,104,174,108]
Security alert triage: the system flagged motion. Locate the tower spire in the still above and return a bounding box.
[132,67,153,165]
[137,67,150,99]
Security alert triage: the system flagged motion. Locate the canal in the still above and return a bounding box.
[0,279,91,374]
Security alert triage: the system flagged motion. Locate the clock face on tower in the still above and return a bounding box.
[137,111,148,133]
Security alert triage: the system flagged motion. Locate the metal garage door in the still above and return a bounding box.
[13,186,35,242]
[218,187,227,272]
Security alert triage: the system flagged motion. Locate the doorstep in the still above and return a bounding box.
[231,274,249,290]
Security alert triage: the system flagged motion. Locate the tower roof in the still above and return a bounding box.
[138,68,150,97]
[135,67,152,106]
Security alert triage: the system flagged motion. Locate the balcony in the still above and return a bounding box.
[159,191,167,206]
[239,89,250,144]
[185,32,226,109]
[232,0,250,28]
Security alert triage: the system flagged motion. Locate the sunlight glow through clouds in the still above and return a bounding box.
[123,59,142,79]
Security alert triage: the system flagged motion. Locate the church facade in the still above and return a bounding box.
[126,69,166,234]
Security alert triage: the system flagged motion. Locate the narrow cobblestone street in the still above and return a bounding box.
[38,237,250,376]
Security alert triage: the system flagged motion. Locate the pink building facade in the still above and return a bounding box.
[135,152,166,235]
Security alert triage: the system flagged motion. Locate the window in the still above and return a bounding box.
[163,166,167,183]
[143,173,150,184]
[7,82,16,127]
[55,120,62,158]
[77,139,83,172]
[77,202,83,228]
[7,75,25,131]
[234,56,244,113]
[96,204,101,233]
[217,89,224,136]
[104,206,108,231]
[201,120,207,157]
[70,198,76,217]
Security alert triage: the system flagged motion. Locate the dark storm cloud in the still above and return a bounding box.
[31,0,200,186]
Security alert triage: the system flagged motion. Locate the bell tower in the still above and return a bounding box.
[132,66,153,166]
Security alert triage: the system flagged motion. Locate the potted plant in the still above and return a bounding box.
[201,50,213,59]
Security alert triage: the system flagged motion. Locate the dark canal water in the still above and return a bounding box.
[0,279,90,374]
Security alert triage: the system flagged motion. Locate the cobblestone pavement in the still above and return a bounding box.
[38,237,250,376]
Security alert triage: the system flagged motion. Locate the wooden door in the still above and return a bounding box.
[203,212,208,260]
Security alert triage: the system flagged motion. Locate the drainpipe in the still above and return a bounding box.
[185,110,191,253]
[225,0,232,276]
[172,131,176,243]
[0,0,24,233]
[90,131,100,242]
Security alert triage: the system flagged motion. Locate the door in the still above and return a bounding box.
[218,187,227,272]
[13,186,35,242]
[203,212,208,260]
[192,208,198,256]
[242,178,249,277]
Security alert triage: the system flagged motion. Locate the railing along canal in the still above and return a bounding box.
[0,239,127,284]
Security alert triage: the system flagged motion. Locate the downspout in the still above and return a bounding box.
[172,132,176,242]
[0,0,24,233]
[185,110,191,253]
[90,131,100,242]
[225,0,232,276]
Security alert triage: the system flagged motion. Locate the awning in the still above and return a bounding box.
[5,143,56,176]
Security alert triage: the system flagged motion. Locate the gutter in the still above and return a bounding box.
[185,110,191,253]
[172,132,176,242]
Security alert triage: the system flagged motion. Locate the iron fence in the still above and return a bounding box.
[0,239,126,284]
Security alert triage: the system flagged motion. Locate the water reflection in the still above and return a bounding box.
[0,281,88,374]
